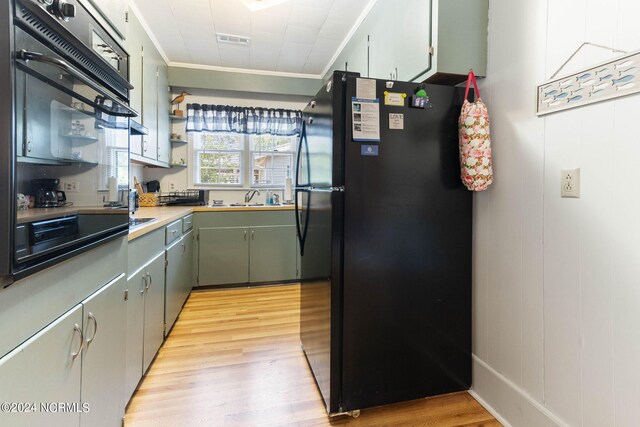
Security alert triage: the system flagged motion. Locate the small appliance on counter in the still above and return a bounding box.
[31,179,69,208]
[146,180,161,193]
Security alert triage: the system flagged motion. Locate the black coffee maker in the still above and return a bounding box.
[32,179,67,208]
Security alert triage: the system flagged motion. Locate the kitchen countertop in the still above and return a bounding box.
[129,205,295,241]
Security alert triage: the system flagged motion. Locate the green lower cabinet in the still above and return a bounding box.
[0,304,83,427]
[165,230,194,335]
[0,274,127,427]
[125,268,145,401]
[197,225,296,286]
[199,227,250,286]
[125,251,165,401]
[80,274,126,427]
[249,226,297,283]
[143,253,166,371]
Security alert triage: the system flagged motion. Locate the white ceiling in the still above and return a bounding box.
[130,0,372,77]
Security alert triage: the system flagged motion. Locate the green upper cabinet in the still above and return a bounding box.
[366,0,397,80]
[142,54,159,161]
[157,60,171,165]
[127,8,143,117]
[127,8,170,167]
[394,0,431,81]
[324,0,488,84]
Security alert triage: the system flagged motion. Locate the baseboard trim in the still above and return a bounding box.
[468,389,513,427]
[471,355,570,427]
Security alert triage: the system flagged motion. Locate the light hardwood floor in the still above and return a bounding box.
[125,284,500,427]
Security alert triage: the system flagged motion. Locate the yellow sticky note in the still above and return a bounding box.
[384,92,405,107]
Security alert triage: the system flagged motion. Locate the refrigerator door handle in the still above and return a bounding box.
[309,186,345,193]
[294,189,310,257]
[295,120,308,188]
[294,188,303,255]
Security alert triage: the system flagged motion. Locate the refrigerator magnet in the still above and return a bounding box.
[389,113,404,130]
[361,145,379,156]
[352,97,381,142]
[384,91,406,107]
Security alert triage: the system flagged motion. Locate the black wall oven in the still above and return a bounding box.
[0,0,138,286]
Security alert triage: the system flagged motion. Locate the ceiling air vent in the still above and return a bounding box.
[216,33,251,46]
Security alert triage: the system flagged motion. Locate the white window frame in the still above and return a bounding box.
[191,132,245,187]
[189,132,298,189]
[248,134,297,188]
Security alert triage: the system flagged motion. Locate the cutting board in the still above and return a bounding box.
[133,176,144,194]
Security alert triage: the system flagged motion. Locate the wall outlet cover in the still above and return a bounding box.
[561,168,580,198]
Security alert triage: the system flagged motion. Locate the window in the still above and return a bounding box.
[250,134,296,187]
[103,128,129,189]
[193,133,244,186]
[191,132,298,188]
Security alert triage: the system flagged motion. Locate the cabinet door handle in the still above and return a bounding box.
[141,275,147,294]
[244,230,247,241]
[181,243,186,254]
[86,312,98,345]
[251,230,255,240]
[146,272,152,290]
[70,324,84,361]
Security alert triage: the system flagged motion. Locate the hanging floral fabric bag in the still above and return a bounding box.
[458,70,493,191]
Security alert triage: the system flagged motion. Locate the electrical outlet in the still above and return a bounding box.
[561,168,580,198]
[169,181,176,191]
[64,181,79,192]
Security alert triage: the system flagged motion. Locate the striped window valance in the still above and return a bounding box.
[186,104,303,136]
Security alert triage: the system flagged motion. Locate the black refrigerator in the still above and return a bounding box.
[295,71,472,415]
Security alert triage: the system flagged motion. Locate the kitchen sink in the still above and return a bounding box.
[129,217,156,228]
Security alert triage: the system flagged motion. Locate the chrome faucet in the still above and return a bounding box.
[244,189,260,203]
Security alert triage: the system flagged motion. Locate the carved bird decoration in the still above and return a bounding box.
[171,91,191,106]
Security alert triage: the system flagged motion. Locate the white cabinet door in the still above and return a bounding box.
[0,304,83,427]
[80,274,126,427]
[125,268,145,401]
[143,252,166,372]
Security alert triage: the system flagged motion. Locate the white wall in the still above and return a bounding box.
[473,1,640,426]
[142,88,309,205]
